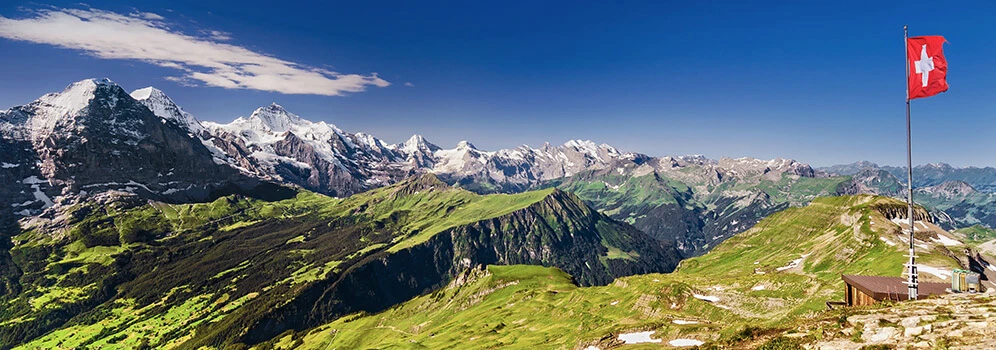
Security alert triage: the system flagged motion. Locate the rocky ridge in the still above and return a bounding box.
[0,79,269,221]
[0,79,836,259]
[808,293,996,349]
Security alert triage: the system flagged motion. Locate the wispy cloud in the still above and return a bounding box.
[404,82,415,87]
[0,7,390,96]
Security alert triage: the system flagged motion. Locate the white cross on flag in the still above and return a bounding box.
[907,35,947,100]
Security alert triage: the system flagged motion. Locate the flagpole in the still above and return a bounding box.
[904,24,919,301]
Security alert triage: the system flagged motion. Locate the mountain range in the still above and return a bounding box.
[2,79,996,349]
[0,79,841,257]
[820,161,996,193]
[4,79,995,257]
[826,162,996,229]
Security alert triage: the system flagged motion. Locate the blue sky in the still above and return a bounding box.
[0,1,994,167]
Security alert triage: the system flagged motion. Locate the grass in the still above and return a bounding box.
[55,242,126,266]
[301,175,559,253]
[4,174,573,349]
[285,265,715,349]
[272,195,965,349]
[387,188,556,251]
[7,171,968,350]
[727,175,851,206]
[955,225,996,243]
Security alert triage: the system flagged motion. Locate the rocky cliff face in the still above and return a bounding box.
[920,180,978,198]
[0,79,269,222]
[850,168,906,197]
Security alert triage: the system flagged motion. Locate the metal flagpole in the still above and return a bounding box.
[904,25,919,301]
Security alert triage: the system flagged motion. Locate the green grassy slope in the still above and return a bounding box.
[280,195,965,349]
[954,225,996,243]
[550,168,852,257]
[915,187,996,227]
[2,175,552,348]
[4,174,679,349]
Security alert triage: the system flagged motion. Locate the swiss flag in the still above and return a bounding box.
[907,36,948,100]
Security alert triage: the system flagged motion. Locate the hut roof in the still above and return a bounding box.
[842,275,949,301]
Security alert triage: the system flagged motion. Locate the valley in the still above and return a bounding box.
[262,195,981,349]
[0,79,994,349]
[0,2,991,348]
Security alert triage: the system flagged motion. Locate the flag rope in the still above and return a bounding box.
[904,24,919,301]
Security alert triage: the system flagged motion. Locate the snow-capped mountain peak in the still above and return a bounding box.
[41,78,115,114]
[129,86,162,101]
[128,87,243,169]
[353,132,393,153]
[2,78,125,139]
[400,134,440,154]
[130,86,203,133]
[0,79,255,217]
[247,103,306,133]
[48,78,113,109]
[455,140,477,150]
[208,103,341,148]
[2,78,833,204]
[565,139,618,153]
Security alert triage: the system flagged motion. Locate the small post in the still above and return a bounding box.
[904,25,918,301]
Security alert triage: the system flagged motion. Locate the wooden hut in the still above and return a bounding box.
[842,275,949,306]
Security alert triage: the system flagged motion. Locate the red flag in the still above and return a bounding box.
[907,36,948,100]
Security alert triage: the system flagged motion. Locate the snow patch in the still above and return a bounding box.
[898,236,930,250]
[930,235,962,246]
[751,285,766,291]
[693,294,719,303]
[22,176,54,209]
[124,180,153,193]
[672,320,698,325]
[880,236,897,246]
[252,151,313,170]
[1,162,18,168]
[669,339,705,347]
[163,184,194,195]
[776,254,810,272]
[917,265,951,280]
[618,331,661,344]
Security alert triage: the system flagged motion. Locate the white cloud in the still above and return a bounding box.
[205,30,231,41]
[130,11,163,20]
[404,82,415,87]
[0,7,390,96]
